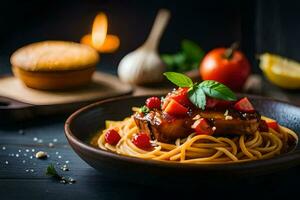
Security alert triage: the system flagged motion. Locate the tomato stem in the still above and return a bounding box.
[224,42,239,60]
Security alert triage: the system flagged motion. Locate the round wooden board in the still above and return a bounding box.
[0,72,132,122]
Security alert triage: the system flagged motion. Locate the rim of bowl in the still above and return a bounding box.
[65,94,300,171]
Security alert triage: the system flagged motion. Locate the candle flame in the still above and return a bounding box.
[91,12,108,48]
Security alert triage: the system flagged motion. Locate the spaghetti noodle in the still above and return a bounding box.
[95,116,298,164]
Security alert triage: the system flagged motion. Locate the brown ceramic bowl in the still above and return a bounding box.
[65,95,300,185]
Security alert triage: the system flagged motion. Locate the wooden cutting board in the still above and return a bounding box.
[0,72,132,122]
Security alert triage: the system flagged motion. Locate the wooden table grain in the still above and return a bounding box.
[1,71,300,199]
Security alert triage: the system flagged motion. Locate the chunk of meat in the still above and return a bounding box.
[134,111,193,142]
[134,109,260,143]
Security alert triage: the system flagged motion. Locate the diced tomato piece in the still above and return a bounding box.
[145,97,161,109]
[162,87,192,109]
[105,129,121,145]
[267,121,280,132]
[259,120,269,132]
[233,97,255,113]
[164,99,188,116]
[132,132,151,150]
[206,97,231,109]
[191,118,214,135]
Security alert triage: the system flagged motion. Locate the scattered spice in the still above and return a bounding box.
[225,115,233,120]
[192,114,201,120]
[46,164,76,184]
[61,164,69,171]
[224,110,229,116]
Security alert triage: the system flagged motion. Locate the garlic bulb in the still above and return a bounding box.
[117,9,170,85]
[118,47,166,85]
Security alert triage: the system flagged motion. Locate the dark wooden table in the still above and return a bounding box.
[1,65,300,199]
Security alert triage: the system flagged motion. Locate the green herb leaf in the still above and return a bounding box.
[139,105,150,114]
[162,53,188,72]
[46,164,60,178]
[161,39,204,73]
[163,72,193,87]
[188,86,206,110]
[181,39,205,62]
[199,80,236,101]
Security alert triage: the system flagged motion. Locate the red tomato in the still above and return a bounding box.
[200,47,251,91]
[233,97,255,113]
[191,118,214,135]
[164,99,188,117]
[105,129,121,145]
[145,97,161,109]
[132,132,151,150]
[162,87,192,110]
[267,121,280,132]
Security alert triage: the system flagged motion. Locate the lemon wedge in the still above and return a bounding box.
[259,53,300,89]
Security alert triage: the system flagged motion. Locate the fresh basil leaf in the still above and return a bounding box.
[188,86,206,110]
[181,39,205,62]
[172,53,186,65]
[161,54,175,67]
[162,53,188,72]
[199,80,236,101]
[163,72,193,87]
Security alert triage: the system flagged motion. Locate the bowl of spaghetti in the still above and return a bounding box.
[65,72,300,184]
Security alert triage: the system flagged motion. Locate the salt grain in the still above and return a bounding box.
[22,160,26,164]
[48,143,54,148]
[33,137,38,141]
[58,155,62,159]
[32,149,35,152]
[26,149,29,152]
[55,152,59,155]
[16,154,19,157]
[37,139,43,143]
[65,160,69,164]
[53,138,58,143]
[61,165,69,171]
[5,161,8,164]
[68,178,76,184]
[2,146,6,150]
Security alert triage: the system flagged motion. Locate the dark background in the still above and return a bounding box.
[1,0,299,75]
[1,1,300,199]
